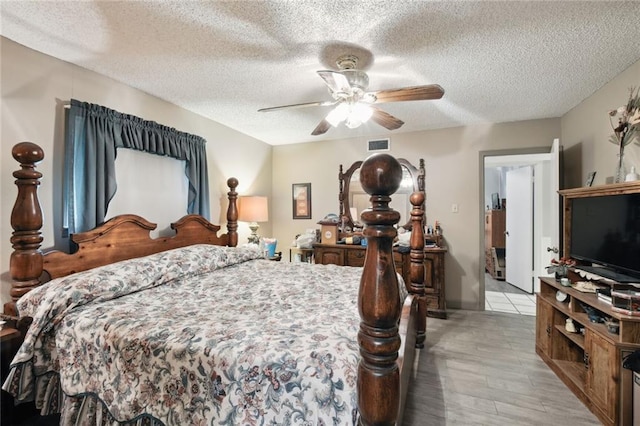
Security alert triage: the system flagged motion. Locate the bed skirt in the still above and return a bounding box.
[6,362,164,426]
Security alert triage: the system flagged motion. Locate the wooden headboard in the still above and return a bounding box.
[6,142,239,314]
[42,212,238,280]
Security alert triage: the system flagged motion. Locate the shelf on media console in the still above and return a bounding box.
[574,266,640,284]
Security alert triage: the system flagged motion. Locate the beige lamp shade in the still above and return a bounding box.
[238,196,268,223]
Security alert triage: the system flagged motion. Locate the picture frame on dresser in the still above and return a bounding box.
[292,182,311,219]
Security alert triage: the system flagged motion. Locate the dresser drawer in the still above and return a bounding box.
[346,249,366,267]
[314,243,447,319]
[314,247,344,265]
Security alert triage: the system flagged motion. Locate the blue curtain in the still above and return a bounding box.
[64,99,210,233]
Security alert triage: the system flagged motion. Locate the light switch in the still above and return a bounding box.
[451,203,459,213]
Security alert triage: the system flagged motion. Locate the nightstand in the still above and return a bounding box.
[289,247,314,263]
[268,252,282,261]
[0,327,20,343]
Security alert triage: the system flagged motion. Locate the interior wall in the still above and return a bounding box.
[272,119,560,310]
[3,40,635,311]
[561,59,640,188]
[273,59,638,311]
[0,37,272,305]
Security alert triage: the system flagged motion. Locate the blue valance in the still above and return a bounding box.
[64,99,210,233]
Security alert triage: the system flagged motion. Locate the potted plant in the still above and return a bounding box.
[546,257,576,279]
[609,86,640,182]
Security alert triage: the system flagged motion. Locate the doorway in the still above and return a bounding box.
[479,142,561,315]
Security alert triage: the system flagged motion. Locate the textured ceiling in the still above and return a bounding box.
[2,1,640,146]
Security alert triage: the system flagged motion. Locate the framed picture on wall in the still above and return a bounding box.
[292,183,311,219]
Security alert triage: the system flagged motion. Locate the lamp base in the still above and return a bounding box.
[248,222,260,245]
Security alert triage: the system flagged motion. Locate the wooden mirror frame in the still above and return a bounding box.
[339,158,425,234]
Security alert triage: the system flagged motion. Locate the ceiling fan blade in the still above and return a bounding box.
[317,70,351,94]
[311,119,331,136]
[372,84,444,103]
[258,100,336,112]
[370,107,404,131]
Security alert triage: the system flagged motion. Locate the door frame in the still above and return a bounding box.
[478,147,550,310]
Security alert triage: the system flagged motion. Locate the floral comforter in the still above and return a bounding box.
[3,245,406,425]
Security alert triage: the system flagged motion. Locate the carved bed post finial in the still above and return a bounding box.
[418,159,426,212]
[358,153,402,426]
[226,178,239,247]
[338,164,345,225]
[409,192,426,348]
[418,159,425,190]
[7,142,45,315]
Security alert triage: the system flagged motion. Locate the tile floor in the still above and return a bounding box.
[485,273,537,316]
[485,291,537,316]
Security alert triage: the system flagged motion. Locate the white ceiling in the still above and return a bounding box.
[2,1,640,146]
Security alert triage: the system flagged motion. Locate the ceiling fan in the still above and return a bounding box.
[258,54,444,136]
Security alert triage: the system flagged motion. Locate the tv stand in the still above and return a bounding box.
[537,276,639,426]
[576,265,640,284]
[535,181,640,426]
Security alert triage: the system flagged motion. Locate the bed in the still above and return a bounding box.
[3,142,427,425]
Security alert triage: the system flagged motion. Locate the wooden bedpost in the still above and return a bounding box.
[226,177,239,247]
[338,164,344,222]
[6,142,45,316]
[409,192,426,348]
[418,159,425,190]
[358,153,402,426]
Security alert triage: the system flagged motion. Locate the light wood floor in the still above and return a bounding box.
[402,310,602,425]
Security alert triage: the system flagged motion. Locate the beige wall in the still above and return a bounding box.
[2,35,637,311]
[273,119,561,309]
[0,38,272,305]
[562,59,640,188]
[271,58,639,310]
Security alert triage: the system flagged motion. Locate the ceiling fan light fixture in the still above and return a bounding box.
[326,103,349,127]
[345,117,362,129]
[353,103,373,123]
[334,103,373,129]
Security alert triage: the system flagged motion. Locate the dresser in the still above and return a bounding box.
[423,247,447,319]
[484,209,506,279]
[313,243,447,318]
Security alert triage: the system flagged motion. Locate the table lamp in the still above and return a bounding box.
[238,196,268,244]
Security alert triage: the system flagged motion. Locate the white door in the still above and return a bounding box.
[506,166,534,293]
[539,139,561,280]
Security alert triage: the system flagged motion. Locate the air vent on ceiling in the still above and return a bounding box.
[367,138,390,152]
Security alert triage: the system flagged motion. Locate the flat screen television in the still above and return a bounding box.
[570,193,640,282]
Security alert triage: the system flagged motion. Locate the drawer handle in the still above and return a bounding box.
[583,352,590,369]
